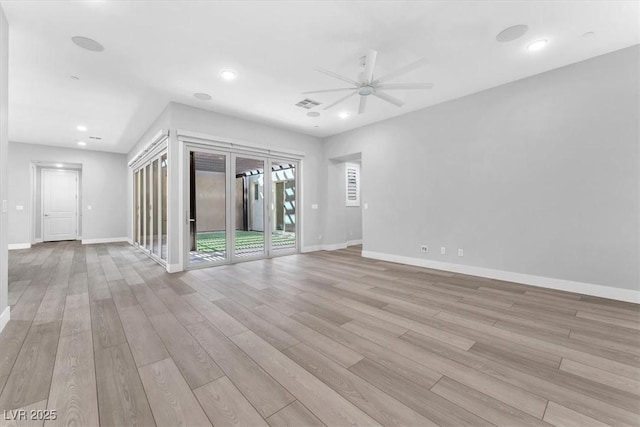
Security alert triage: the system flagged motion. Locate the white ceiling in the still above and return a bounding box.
[3,1,638,154]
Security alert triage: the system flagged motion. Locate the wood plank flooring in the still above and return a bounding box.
[1,241,639,426]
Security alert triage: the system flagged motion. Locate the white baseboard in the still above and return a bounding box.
[82,237,129,245]
[322,242,348,251]
[167,263,181,273]
[362,250,640,304]
[8,243,31,250]
[0,306,10,334]
[302,241,359,253]
[33,238,43,244]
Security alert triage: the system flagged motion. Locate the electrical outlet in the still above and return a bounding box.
[420,245,428,253]
[458,248,464,257]
[440,247,446,255]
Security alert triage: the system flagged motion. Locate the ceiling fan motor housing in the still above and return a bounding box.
[358,86,374,96]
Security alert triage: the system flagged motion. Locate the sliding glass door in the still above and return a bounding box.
[185,146,298,268]
[270,160,297,254]
[233,155,266,260]
[132,149,168,264]
[188,150,229,266]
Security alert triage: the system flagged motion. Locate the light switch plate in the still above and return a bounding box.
[16,205,24,211]
[311,204,318,210]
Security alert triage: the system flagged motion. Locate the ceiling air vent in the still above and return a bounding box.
[295,98,321,109]
[89,136,102,140]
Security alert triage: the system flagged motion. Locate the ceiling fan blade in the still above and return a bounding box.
[376,83,433,90]
[373,58,428,84]
[314,67,360,86]
[373,91,404,107]
[362,49,378,84]
[323,91,358,110]
[302,87,357,94]
[358,96,367,114]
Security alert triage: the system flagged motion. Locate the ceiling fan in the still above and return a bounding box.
[302,49,433,115]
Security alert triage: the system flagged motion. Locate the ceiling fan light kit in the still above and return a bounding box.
[303,49,433,115]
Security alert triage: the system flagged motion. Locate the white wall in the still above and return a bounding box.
[322,45,639,294]
[0,4,9,329]
[8,142,128,244]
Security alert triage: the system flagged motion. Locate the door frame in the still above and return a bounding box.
[268,159,299,257]
[184,146,232,269]
[182,142,301,270]
[230,152,270,263]
[41,168,79,242]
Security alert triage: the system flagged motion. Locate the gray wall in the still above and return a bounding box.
[8,142,128,244]
[0,5,8,322]
[323,161,362,245]
[322,46,639,292]
[195,171,226,232]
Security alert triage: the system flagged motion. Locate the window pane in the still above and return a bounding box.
[134,170,140,245]
[190,151,227,264]
[235,157,265,258]
[145,164,151,250]
[271,161,296,251]
[152,159,160,256]
[161,153,168,261]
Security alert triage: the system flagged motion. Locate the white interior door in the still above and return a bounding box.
[43,169,78,241]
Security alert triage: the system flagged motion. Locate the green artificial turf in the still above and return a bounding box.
[196,230,295,252]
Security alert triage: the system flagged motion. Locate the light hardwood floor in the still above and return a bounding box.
[0,241,638,426]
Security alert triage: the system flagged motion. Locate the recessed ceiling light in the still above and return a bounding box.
[77,125,87,132]
[307,112,320,117]
[71,36,104,52]
[582,31,595,38]
[193,92,212,101]
[339,112,350,119]
[527,39,549,52]
[55,163,64,168]
[220,69,237,80]
[77,141,87,146]
[496,24,529,42]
